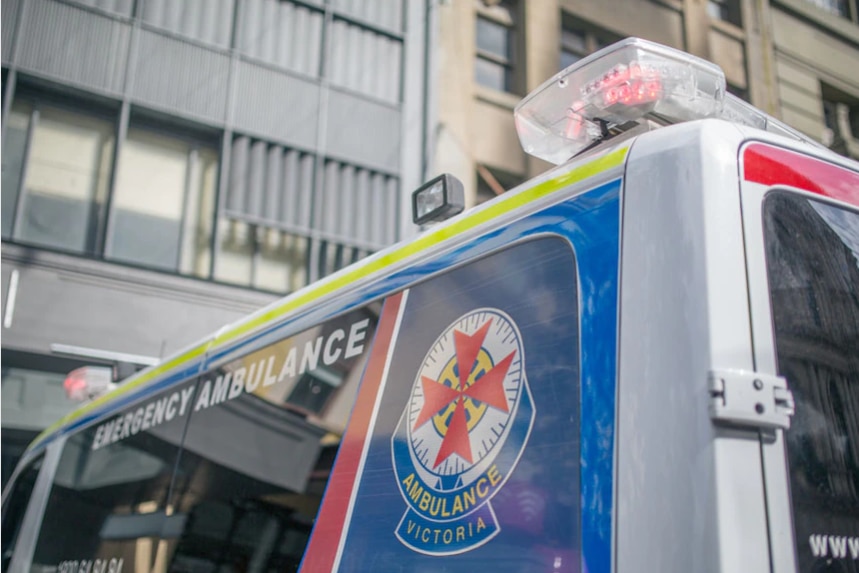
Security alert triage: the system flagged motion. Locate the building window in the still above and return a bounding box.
[821,83,859,158]
[707,0,743,27]
[108,127,218,277]
[1,101,115,254]
[475,0,518,93]
[804,0,856,20]
[214,220,310,293]
[727,83,750,102]
[560,16,621,71]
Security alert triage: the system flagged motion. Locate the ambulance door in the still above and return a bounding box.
[740,142,859,573]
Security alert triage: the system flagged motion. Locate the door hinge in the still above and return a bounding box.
[708,369,795,430]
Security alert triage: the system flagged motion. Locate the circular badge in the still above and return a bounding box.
[392,308,535,555]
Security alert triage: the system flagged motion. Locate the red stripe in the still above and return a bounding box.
[299,291,405,572]
[743,143,859,208]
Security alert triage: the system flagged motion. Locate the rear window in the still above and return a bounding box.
[763,192,859,572]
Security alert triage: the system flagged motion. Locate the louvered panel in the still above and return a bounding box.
[288,3,323,76]
[233,61,320,149]
[281,150,301,225]
[385,36,403,102]
[133,29,229,121]
[2,0,21,64]
[328,20,401,102]
[333,0,402,33]
[69,0,133,17]
[320,161,340,232]
[264,145,283,223]
[143,0,234,47]
[298,153,315,225]
[354,168,371,243]
[239,0,322,74]
[247,140,267,217]
[326,91,400,173]
[340,164,356,240]
[228,136,251,212]
[385,177,399,243]
[370,173,387,245]
[239,0,261,58]
[18,0,129,94]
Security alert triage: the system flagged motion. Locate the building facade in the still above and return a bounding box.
[0,0,430,483]
[434,0,859,204]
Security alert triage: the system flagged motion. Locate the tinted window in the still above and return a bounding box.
[2,455,43,571]
[31,382,194,572]
[162,308,378,571]
[312,237,582,572]
[764,192,859,572]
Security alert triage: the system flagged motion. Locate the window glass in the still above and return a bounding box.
[476,17,509,59]
[475,58,509,92]
[109,129,218,275]
[763,192,859,573]
[1,454,43,571]
[2,367,79,432]
[804,0,851,18]
[30,382,194,572]
[13,105,114,254]
[1,102,32,239]
[474,1,516,93]
[322,237,581,572]
[162,307,379,570]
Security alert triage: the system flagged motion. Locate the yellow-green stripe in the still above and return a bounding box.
[29,144,628,451]
[213,145,629,347]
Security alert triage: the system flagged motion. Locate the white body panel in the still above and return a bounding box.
[616,120,771,573]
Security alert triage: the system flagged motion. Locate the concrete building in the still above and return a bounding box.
[433,0,859,204]
[0,0,431,483]
[2,0,858,484]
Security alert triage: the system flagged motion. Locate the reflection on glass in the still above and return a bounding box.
[30,384,190,572]
[110,129,218,276]
[764,192,859,573]
[165,307,378,571]
[1,102,32,238]
[13,105,114,254]
[475,58,508,92]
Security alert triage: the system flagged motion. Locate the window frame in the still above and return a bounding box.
[474,0,520,93]
[3,97,118,254]
[105,122,221,277]
[559,15,622,71]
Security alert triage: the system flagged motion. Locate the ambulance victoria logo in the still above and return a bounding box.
[392,308,535,555]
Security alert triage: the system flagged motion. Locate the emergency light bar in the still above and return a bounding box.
[515,37,824,164]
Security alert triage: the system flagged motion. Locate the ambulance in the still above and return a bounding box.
[2,38,857,573]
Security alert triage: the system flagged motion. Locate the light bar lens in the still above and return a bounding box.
[515,37,827,165]
[515,38,725,164]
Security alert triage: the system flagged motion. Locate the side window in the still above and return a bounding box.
[1,454,44,570]
[306,236,582,572]
[30,382,195,572]
[162,308,378,571]
[763,192,859,572]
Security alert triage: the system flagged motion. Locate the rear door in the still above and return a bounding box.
[740,142,859,573]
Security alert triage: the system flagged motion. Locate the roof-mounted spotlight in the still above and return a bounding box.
[411,173,465,225]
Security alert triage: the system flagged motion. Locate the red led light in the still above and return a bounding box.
[64,375,88,400]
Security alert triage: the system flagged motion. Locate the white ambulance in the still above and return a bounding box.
[2,38,857,573]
